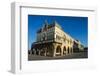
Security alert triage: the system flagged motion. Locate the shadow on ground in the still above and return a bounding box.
[28,51,88,61]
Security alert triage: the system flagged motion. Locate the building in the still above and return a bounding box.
[30,21,84,57]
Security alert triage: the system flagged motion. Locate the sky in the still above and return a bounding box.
[28,15,88,50]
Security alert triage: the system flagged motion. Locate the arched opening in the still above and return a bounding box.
[63,46,66,55]
[56,46,61,56]
[70,48,73,54]
[67,47,69,54]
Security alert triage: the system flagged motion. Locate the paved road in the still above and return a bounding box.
[28,52,88,61]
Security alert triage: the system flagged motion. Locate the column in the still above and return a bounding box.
[72,47,73,54]
[53,43,56,57]
[34,50,36,55]
[61,47,63,56]
[66,47,68,55]
[38,49,40,55]
[44,48,46,56]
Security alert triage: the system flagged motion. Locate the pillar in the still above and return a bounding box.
[34,50,36,55]
[61,47,63,56]
[53,43,56,57]
[44,48,46,56]
[38,49,40,55]
[66,47,68,55]
[71,47,73,54]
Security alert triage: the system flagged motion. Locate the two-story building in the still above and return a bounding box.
[30,21,84,57]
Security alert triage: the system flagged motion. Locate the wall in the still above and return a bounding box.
[0,0,100,76]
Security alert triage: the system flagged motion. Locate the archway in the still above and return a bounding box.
[63,46,66,55]
[70,48,73,54]
[67,47,70,54]
[56,46,61,56]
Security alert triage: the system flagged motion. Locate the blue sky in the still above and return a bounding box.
[28,15,88,50]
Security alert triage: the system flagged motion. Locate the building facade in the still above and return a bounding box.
[30,21,84,57]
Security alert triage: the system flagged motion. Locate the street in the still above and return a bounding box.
[28,51,88,61]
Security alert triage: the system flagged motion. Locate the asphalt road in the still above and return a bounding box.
[28,52,88,61]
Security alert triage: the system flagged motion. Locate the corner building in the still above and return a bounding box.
[31,21,84,57]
